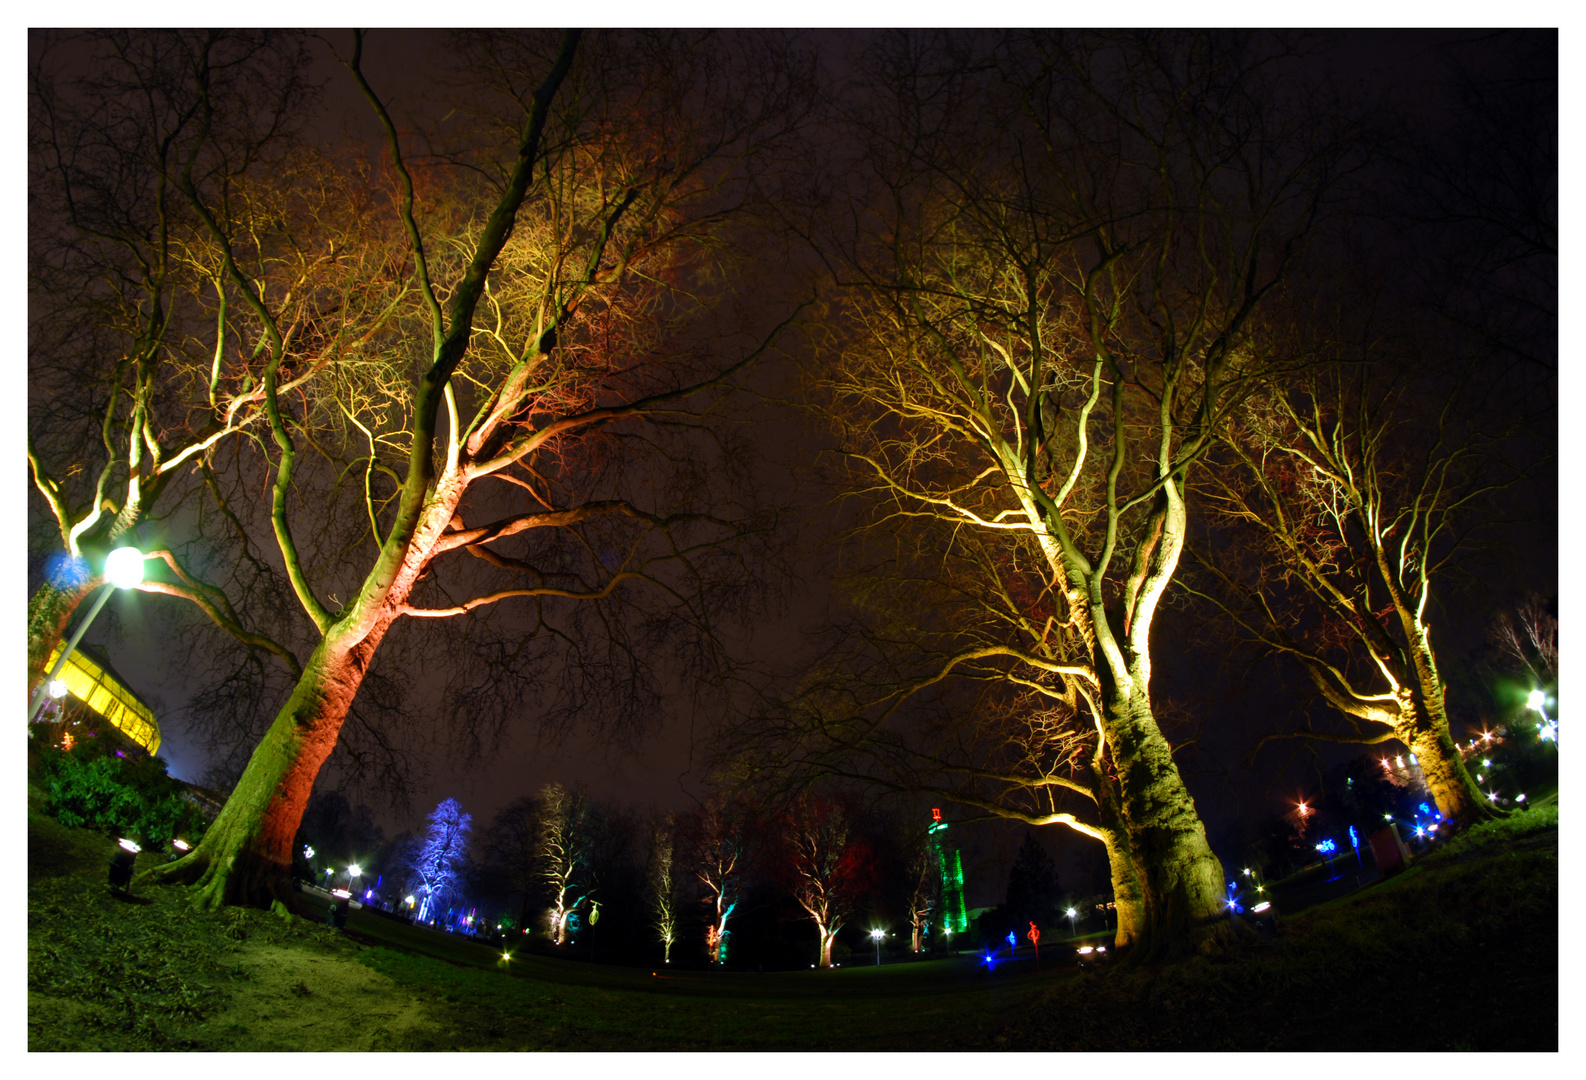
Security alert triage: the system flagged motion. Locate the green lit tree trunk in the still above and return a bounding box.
[26,578,99,699]
[145,626,389,909]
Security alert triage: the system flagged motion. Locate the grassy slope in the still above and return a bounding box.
[28,795,1556,1051]
[971,804,1559,1051]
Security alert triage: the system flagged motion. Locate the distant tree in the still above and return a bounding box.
[481,795,545,934]
[646,815,681,963]
[687,795,753,964]
[413,797,472,920]
[902,828,941,953]
[784,795,874,968]
[536,783,592,945]
[1002,831,1062,937]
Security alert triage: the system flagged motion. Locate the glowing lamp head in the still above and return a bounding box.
[104,546,145,589]
[1516,793,1527,803]
[870,928,886,941]
[1252,902,1271,913]
[47,678,67,700]
[117,838,141,853]
[347,864,361,877]
[1482,759,1491,767]
[172,838,190,852]
[1528,689,1546,713]
[405,895,416,906]
[1066,907,1077,918]
[502,952,512,962]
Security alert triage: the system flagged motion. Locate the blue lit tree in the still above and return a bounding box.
[413,798,472,921]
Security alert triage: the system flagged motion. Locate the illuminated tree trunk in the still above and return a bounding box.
[145,627,388,910]
[26,578,98,699]
[818,924,837,967]
[1091,775,1144,948]
[1399,640,1492,824]
[1103,689,1229,960]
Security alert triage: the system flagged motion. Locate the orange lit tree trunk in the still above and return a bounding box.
[151,626,388,909]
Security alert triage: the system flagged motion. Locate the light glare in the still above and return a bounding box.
[104,546,145,589]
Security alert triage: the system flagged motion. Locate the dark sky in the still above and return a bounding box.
[23,28,1558,897]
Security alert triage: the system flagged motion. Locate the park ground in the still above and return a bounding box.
[29,793,1556,1052]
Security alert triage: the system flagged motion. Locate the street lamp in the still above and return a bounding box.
[347,864,362,891]
[29,546,145,723]
[1065,907,1077,938]
[871,928,886,966]
[1528,690,1557,742]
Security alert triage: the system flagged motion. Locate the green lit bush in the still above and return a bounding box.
[34,734,209,847]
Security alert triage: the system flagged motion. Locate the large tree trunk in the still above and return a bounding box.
[818,924,837,967]
[1405,643,1496,825]
[144,628,385,910]
[1092,762,1144,948]
[1105,691,1231,960]
[26,578,98,699]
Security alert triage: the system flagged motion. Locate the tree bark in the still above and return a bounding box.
[1404,642,1496,825]
[818,925,837,967]
[1104,691,1230,960]
[144,627,387,909]
[26,578,98,700]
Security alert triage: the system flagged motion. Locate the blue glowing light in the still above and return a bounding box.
[1315,839,1336,853]
[1006,931,1016,950]
[1349,825,1359,849]
[1418,803,1430,815]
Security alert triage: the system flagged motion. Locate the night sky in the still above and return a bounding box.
[22,26,1559,906]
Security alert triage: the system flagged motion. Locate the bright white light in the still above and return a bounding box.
[1066,907,1077,918]
[104,546,145,589]
[1409,755,1418,765]
[1528,690,1546,712]
[1077,946,1094,954]
[1242,868,1252,876]
[1516,794,1527,803]
[348,864,361,877]
[1395,756,1405,768]
[1487,792,1498,802]
[870,929,886,940]
[47,679,67,699]
[173,838,190,851]
[1252,902,1271,913]
[1482,759,1491,767]
[1384,813,1393,821]
[1096,946,1106,953]
[405,895,415,905]
[118,838,141,853]
[502,952,512,962]
[1477,774,1485,782]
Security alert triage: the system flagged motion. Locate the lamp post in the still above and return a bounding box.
[29,546,145,724]
[871,928,885,966]
[347,864,361,893]
[1065,907,1077,939]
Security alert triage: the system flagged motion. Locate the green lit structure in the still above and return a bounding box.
[928,810,968,935]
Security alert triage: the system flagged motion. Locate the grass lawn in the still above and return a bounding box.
[28,792,1556,1051]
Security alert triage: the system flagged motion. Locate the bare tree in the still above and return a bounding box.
[789,30,1357,957]
[783,794,872,967]
[535,782,591,945]
[27,31,322,692]
[137,30,814,910]
[1191,364,1512,823]
[685,794,753,964]
[646,814,681,963]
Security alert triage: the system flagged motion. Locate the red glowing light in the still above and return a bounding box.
[931,808,941,822]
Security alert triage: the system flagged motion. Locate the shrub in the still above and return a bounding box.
[35,736,209,846]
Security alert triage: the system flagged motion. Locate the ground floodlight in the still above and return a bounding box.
[104,546,145,589]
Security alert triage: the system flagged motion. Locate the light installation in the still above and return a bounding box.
[928,811,968,935]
